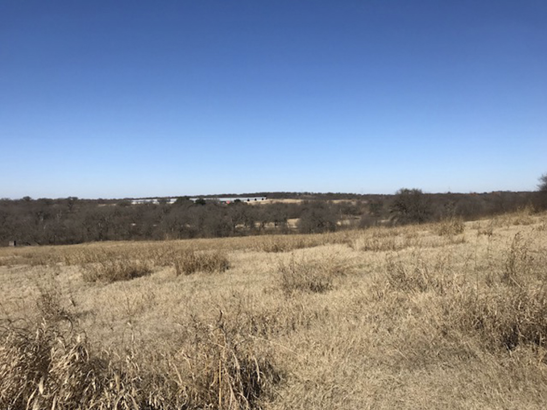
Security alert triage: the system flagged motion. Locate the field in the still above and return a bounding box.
[1,209,547,409]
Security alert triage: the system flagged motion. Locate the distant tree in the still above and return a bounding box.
[368,200,384,217]
[536,174,547,210]
[298,201,337,234]
[66,197,78,213]
[390,188,433,224]
[174,196,192,206]
[194,198,207,206]
[539,174,547,192]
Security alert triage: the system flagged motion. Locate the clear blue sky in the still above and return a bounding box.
[1,1,545,199]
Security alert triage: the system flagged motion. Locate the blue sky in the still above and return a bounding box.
[1,1,546,199]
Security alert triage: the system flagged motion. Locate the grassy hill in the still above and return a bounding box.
[1,209,547,409]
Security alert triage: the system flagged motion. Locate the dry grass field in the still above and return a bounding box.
[1,209,547,409]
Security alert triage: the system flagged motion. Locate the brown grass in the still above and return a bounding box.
[435,216,465,236]
[277,253,345,295]
[81,257,153,283]
[173,249,230,275]
[1,211,547,409]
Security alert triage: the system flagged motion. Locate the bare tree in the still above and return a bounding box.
[390,188,433,224]
[538,174,547,192]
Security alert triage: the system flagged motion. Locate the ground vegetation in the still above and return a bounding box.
[1,210,546,408]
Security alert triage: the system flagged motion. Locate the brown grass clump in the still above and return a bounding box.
[502,232,537,286]
[277,254,345,295]
[507,205,536,226]
[435,216,465,236]
[0,313,279,410]
[174,313,281,409]
[81,257,152,283]
[35,281,74,324]
[0,321,105,410]
[173,249,230,275]
[385,252,435,293]
[0,247,56,267]
[349,225,430,252]
[451,285,547,352]
[255,231,354,253]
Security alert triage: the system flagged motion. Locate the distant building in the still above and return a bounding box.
[189,197,267,204]
[131,199,158,205]
[130,198,177,205]
[129,197,266,205]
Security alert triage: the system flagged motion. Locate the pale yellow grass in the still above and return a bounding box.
[1,211,547,409]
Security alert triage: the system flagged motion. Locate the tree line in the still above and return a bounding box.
[0,189,544,246]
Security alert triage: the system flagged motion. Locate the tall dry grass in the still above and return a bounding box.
[173,249,230,276]
[1,210,547,409]
[0,312,279,409]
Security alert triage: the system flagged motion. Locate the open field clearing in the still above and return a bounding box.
[1,210,547,409]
